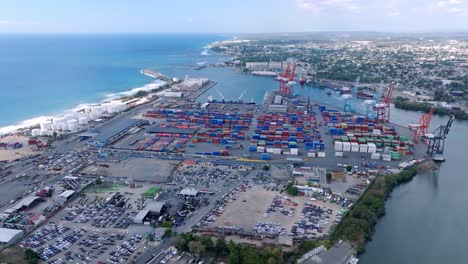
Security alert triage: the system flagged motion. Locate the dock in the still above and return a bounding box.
[186,80,217,101]
[141,69,173,83]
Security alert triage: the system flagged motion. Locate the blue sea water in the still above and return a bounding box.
[0,34,227,128]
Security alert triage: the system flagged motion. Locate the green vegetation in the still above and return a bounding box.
[326,172,332,183]
[159,221,173,228]
[164,228,173,238]
[85,183,125,194]
[142,186,161,197]
[394,97,468,120]
[286,183,299,196]
[327,167,418,253]
[95,178,103,185]
[346,165,353,172]
[134,90,149,97]
[174,234,284,263]
[25,249,40,264]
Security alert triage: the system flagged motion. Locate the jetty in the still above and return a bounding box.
[141,69,173,83]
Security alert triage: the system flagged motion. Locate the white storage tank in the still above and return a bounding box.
[40,121,53,130]
[67,119,79,128]
[78,117,88,125]
[52,117,65,125]
[31,129,41,137]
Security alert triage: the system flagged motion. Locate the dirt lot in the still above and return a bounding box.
[0,135,42,161]
[0,246,28,264]
[81,157,178,182]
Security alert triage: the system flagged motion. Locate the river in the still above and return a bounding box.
[359,107,468,264]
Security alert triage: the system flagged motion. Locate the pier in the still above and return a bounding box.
[186,80,217,101]
[141,69,173,83]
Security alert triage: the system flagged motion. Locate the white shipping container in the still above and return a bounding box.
[257,147,265,153]
[371,153,381,160]
[335,152,344,157]
[359,145,368,153]
[290,148,299,155]
[367,143,377,153]
[342,142,351,152]
[334,141,343,151]
[273,149,282,155]
[307,152,316,158]
[382,154,391,161]
[351,142,359,152]
[266,148,274,153]
[317,152,326,158]
[372,129,381,135]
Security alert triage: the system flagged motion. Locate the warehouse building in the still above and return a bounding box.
[56,190,75,204]
[0,228,24,246]
[86,119,149,146]
[133,201,167,224]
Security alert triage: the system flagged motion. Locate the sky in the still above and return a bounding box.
[0,0,467,33]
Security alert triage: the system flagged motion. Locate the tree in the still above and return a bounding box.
[326,172,332,183]
[286,183,299,196]
[95,178,103,185]
[200,236,214,250]
[215,237,229,257]
[188,241,206,256]
[164,228,172,238]
[134,90,149,97]
[263,165,270,171]
[25,249,40,264]
[346,165,353,172]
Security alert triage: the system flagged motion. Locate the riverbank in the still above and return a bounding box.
[394,99,468,120]
[329,159,437,252]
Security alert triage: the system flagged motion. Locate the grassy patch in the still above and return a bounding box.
[85,183,125,194]
[142,186,160,197]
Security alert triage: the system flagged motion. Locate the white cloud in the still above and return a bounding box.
[296,0,361,14]
[387,11,401,16]
[0,20,17,26]
[434,0,467,14]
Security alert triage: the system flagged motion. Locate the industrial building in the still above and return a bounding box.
[4,196,42,214]
[298,241,358,264]
[56,190,75,204]
[0,228,24,246]
[133,201,167,224]
[86,119,149,146]
[179,188,198,197]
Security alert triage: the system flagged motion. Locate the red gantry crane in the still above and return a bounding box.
[373,82,395,123]
[409,106,434,143]
[278,62,297,96]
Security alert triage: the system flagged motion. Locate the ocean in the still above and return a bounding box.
[0,34,227,132]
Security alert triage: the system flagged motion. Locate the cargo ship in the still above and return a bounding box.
[356,91,375,99]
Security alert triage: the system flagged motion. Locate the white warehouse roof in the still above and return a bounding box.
[0,228,23,243]
[58,190,75,198]
[179,188,198,196]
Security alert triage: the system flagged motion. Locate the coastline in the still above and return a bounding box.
[0,73,167,135]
